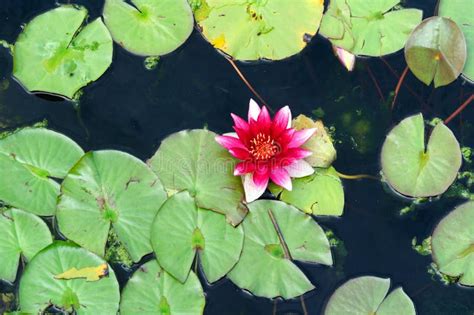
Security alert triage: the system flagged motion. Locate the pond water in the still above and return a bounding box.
[0,0,473,314]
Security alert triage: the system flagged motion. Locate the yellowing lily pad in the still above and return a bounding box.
[193,0,325,61]
[13,5,113,99]
[381,114,462,198]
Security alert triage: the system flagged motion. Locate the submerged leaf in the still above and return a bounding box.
[54,264,108,282]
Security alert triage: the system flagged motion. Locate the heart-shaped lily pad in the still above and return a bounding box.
[0,208,52,282]
[269,167,344,216]
[151,191,243,283]
[56,150,167,262]
[405,16,467,88]
[148,129,248,226]
[438,0,474,83]
[103,0,193,56]
[324,276,416,315]
[13,5,113,99]
[193,0,324,61]
[18,241,120,314]
[431,201,474,286]
[0,128,84,216]
[120,260,205,314]
[319,0,422,56]
[381,114,462,198]
[227,200,332,299]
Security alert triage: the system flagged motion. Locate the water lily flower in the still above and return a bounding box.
[216,99,316,202]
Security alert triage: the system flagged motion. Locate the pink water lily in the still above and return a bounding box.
[216,99,316,202]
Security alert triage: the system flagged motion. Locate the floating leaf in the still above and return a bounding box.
[381,114,462,198]
[438,0,474,83]
[431,201,474,286]
[148,129,248,226]
[56,150,167,262]
[193,0,324,61]
[19,242,120,314]
[151,191,243,283]
[54,264,108,282]
[320,0,422,56]
[269,167,344,216]
[324,276,416,315]
[120,260,205,315]
[103,0,193,56]
[228,200,332,299]
[0,208,52,282]
[405,17,467,87]
[13,5,113,99]
[0,128,84,216]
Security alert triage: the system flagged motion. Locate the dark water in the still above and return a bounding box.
[1,0,473,314]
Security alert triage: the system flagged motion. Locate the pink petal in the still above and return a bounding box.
[257,106,272,133]
[334,46,356,72]
[233,126,251,145]
[285,160,314,178]
[231,113,250,131]
[253,163,270,187]
[243,173,267,203]
[272,106,291,137]
[229,148,250,160]
[248,99,261,122]
[270,167,292,191]
[287,128,316,148]
[215,135,247,150]
[224,132,238,138]
[234,161,255,176]
[281,148,313,161]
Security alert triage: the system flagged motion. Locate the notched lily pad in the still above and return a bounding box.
[381,114,462,198]
[13,5,113,99]
[120,260,205,315]
[431,201,474,286]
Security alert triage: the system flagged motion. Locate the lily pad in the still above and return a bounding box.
[56,150,167,262]
[148,129,248,226]
[193,0,324,61]
[151,191,243,283]
[0,208,52,282]
[269,167,344,216]
[0,128,84,216]
[405,16,467,88]
[438,0,474,83]
[18,242,120,314]
[13,5,113,99]
[227,200,332,299]
[381,114,462,198]
[120,260,205,314]
[431,201,474,286]
[324,276,416,315]
[103,0,194,56]
[320,0,422,56]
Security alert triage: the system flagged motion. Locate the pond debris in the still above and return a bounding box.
[427,262,459,285]
[104,229,134,268]
[399,198,429,216]
[412,237,432,256]
[0,40,13,53]
[144,56,160,70]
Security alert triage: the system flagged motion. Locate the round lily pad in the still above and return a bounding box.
[227,200,332,299]
[438,0,474,83]
[18,242,120,314]
[405,16,467,88]
[381,114,462,198]
[0,208,52,282]
[0,128,84,216]
[320,0,422,56]
[269,167,344,216]
[56,150,167,262]
[148,129,248,226]
[151,191,243,283]
[324,276,416,315]
[193,0,324,61]
[13,5,113,99]
[120,260,205,314]
[103,0,193,56]
[432,201,474,286]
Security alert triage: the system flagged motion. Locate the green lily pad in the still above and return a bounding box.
[320,0,422,56]
[13,5,113,99]
[120,260,205,314]
[381,114,462,198]
[56,150,167,262]
[324,276,416,315]
[151,191,243,283]
[227,200,332,299]
[438,0,474,83]
[18,242,120,314]
[269,167,344,216]
[148,129,248,226]
[193,0,324,61]
[405,16,467,88]
[431,201,474,286]
[0,128,84,216]
[0,208,52,282]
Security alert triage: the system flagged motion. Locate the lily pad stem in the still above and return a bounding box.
[391,66,409,110]
[444,94,474,125]
[336,171,379,181]
[365,63,385,102]
[267,209,291,260]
